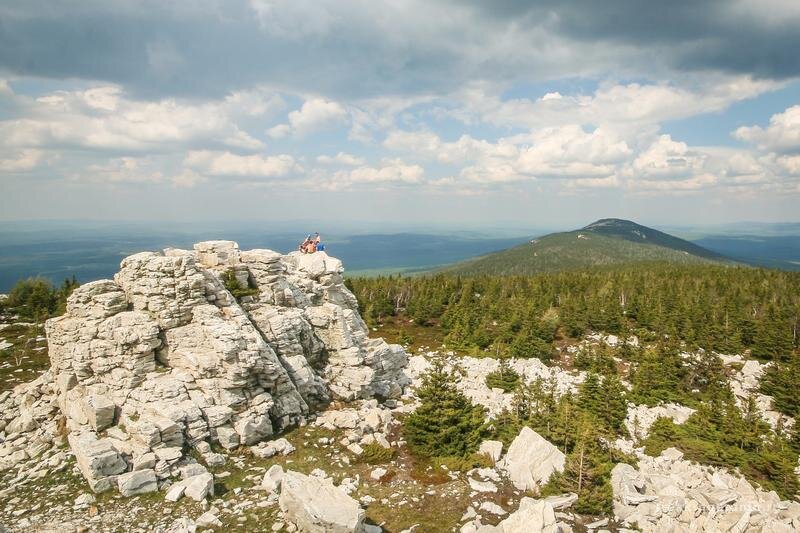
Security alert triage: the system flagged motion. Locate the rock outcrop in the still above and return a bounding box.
[499,426,565,492]
[724,355,793,430]
[13,241,408,494]
[624,402,695,441]
[612,447,800,532]
[406,354,582,417]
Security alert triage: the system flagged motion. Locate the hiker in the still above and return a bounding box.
[299,234,313,254]
[298,233,325,254]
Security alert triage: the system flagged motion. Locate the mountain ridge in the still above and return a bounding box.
[442,218,737,276]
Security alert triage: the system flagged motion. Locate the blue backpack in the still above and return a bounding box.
[317,243,325,251]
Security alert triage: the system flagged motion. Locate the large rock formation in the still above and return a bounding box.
[31,241,408,494]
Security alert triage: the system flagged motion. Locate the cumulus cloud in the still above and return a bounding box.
[628,135,706,180]
[316,152,366,166]
[0,84,265,152]
[268,98,348,138]
[325,159,424,189]
[734,105,800,154]
[1,2,799,219]
[514,126,630,178]
[449,77,780,132]
[184,150,301,178]
[385,125,630,183]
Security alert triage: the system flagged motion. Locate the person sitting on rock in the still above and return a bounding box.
[299,235,313,253]
[314,233,325,252]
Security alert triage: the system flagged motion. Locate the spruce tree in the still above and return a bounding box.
[404,357,487,458]
[485,357,521,392]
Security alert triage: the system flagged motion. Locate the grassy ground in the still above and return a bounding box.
[0,320,49,391]
[371,316,450,352]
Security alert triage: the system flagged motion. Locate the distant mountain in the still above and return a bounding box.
[442,218,735,276]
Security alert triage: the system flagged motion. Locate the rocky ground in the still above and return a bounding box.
[1,243,799,532]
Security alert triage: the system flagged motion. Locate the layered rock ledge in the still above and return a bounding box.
[3,241,408,495]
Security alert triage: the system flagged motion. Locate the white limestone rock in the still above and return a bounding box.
[262,464,284,493]
[494,498,559,533]
[184,473,215,502]
[624,403,695,441]
[68,432,127,493]
[117,469,158,497]
[478,440,503,464]
[251,437,296,459]
[612,447,798,532]
[499,427,565,492]
[41,242,409,497]
[279,470,366,532]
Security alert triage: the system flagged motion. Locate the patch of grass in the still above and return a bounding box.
[0,321,50,391]
[357,443,396,465]
[431,453,494,473]
[368,316,453,353]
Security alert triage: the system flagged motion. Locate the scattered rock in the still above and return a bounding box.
[262,465,284,493]
[499,427,565,492]
[279,470,366,532]
[477,440,503,464]
[184,473,215,502]
[117,469,158,497]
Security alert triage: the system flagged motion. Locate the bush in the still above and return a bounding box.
[358,443,396,464]
[397,331,414,347]
[222,269,259,299]
[431,453,493,472]
[485,358,520,392]
[404,357,487,458]
[6,276,78,320]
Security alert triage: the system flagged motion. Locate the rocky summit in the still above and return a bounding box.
[1,241,409,497]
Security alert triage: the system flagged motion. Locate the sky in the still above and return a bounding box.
[1,0,800,229]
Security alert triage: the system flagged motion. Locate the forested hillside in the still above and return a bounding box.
[350,264,799,360]
[443,219,735,276]
[349,263,800,508]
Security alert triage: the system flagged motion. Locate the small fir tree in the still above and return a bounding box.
[404,357,487,458]
[485,358,521,392]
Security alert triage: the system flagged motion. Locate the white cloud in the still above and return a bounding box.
[77,157,164,184]
[316,152,366,166]
[0,84,266,152]
[628,135,706,180]
[514,126,630,178]
[384,125,629,183]
[734,105,800,154]
[268,98,348,138]
[383,130,515,165]
[626,173,718,192]
[326,159,423,189]
[450,77,781,133]
[0,150,44,172]
[184,150,301,178]
[171,169,206,188]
